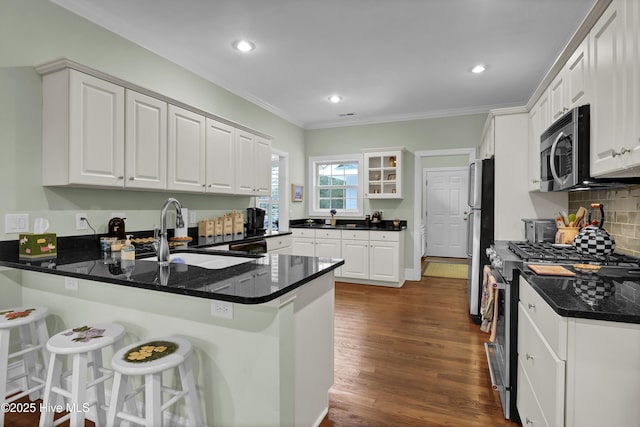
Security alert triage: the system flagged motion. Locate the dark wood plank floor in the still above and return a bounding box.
[321,277,521,427]
[7,275,520,426]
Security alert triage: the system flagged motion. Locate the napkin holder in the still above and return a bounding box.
[19,233,57,259]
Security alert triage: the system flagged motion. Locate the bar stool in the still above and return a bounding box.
[107,336,204,427]
[39,322,125,427]
[0,306,50,427]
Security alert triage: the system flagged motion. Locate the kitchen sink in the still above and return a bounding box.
[139,253,256,269]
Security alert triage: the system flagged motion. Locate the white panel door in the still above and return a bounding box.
[425,168,469,258]
[168,105,206,192]
[205,118,235,194]
[125,90,167,189]
[69,70,125,186]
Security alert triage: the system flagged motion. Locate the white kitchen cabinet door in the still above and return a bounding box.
[292,238,315,257]
[566,37,589,109]
[590,1,627,176]
[528,103,542,192]
[340,239,369,280]
[369,240,399,282]
[549,69,567,122]
[253,135,272,196]
[205,119,235,194]
[67,70,125,187]
[168,105,206,192]
[315,238,341,259]
[235,130,272,196]
[125,90,167,190]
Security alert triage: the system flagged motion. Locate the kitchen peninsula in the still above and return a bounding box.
[0,241,343,426]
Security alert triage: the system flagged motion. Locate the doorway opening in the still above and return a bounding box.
[411,148,475,280]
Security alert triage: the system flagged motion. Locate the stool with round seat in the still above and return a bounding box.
[107,336,204,427]
[0,306,50,427]
[39,322,125,427]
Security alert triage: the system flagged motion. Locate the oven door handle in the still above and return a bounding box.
[487,266,507,289]
[484,342,505,391]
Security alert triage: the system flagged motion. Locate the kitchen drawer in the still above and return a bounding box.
[315,229,341,239]
[517,358,550,427]
[292,228,315,238]
[341,230,369,241]
[266,234,292,252]
[519,276,568,359]
[369,230,400,242]
[518,303,565,427]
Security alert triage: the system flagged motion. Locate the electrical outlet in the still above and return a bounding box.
[190,211,197,224]
[4,213,30,233]
[65,277,78,291]
[75,213,88,230]
[211,301,233,319]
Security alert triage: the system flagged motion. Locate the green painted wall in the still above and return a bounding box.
[0,0,306,240]
[304,114,487,270]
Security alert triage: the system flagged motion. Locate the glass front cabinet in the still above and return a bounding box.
[364,148,403,199]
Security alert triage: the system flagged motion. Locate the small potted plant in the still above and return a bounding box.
[330,209,337,226]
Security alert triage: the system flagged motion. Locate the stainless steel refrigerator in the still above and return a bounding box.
[466,158,495,324]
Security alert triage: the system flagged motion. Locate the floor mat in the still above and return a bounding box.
[423,262,468,279]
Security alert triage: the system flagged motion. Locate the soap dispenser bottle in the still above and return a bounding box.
[121,235,136,261]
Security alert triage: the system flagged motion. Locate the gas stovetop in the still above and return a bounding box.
[508,241,640,267]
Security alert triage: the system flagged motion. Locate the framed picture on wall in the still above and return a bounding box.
[291,184,304,202]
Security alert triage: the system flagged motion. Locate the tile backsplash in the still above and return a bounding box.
[568,185,640,257]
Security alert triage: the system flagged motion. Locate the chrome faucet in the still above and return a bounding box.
[153,197,185,266]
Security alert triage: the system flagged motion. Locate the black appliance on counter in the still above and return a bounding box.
[246,208,266,237]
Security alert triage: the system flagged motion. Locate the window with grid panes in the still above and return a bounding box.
[309,155,363,217]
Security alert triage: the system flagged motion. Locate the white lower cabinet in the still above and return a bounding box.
[518,276,640,427]
[266,234,292,254]
[340,231,370,280]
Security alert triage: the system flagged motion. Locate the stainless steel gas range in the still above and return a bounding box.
[483,240,640,422]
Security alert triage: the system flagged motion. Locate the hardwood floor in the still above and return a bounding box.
[321,277,521,427]
[6,275,519,426]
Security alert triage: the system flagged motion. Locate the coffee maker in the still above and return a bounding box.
[246,208,266,236]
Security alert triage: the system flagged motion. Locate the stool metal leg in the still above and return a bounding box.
[0,329,10,427]
[39,353,63,427]
[179,357,204,427]
[145,372,163,427]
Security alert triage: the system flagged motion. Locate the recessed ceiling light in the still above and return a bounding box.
[232,40,256,53]
[472,64,486,74]
[328,95,343,103]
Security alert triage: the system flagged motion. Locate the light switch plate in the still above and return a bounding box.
[5,213,30,233]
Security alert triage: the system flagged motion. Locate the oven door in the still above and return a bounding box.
[483,266,515,420]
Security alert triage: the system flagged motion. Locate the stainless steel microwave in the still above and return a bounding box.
[540,105,640,191]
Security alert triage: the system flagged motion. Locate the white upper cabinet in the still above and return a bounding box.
[479,118,495,160]
[125,90,167,190]
[38,60,274,195]
[43,69,125,187]
[549,70,567,122]
[528,91,551,192]
[364,149,403,198]
[590,0,640,177]
[235,130,272,196]
[167,105,206,192]
[566,36,590,109]
[205,119,236,194]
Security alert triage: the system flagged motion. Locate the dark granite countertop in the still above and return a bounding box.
[290,219,406,231]
[0,235,342,305]
[520,266,640,324]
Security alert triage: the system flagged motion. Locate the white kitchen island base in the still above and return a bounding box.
[18,269,335,427]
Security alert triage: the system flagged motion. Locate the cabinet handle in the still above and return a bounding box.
[525,417,534,425]
[526,353,535,361]
[531,179,539,184]
[129,177,134,181]
[527,303,535,310]
[117,176,124,180]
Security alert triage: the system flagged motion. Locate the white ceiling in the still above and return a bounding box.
[51,0,597,129]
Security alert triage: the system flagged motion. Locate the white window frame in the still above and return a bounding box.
[308,154,364,217]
